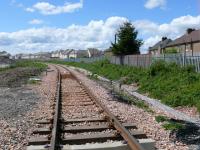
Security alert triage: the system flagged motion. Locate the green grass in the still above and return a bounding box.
[117,91,154,113]
[162,122,185,131]
[155,115,185,131]
[13,60,47,70]
[0,60,47,72]
[27,79,40,85]
[155,115,168,123]
[50,59,200,112]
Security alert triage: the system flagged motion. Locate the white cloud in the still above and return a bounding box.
[26,8,35,12]
[10,0,24,8]
[26,0,83,15]
[29,19,43,25]
[145,0,166,9]
[1,15,200,55]
[0,16,127,54]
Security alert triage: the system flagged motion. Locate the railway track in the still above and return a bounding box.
[27,65,154,150]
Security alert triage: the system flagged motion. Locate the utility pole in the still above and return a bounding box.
[115,34,118,44]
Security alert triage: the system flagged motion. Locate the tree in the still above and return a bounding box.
[110,22,143,56]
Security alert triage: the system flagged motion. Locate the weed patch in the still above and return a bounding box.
[162,122,185,131]
[155,115,168,123]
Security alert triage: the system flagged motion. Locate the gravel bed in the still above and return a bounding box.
[65,122,108,127]
[64,129,116,136]
[67,67,189,150]
[61,75,104,120]
[0,64,58,150]
[175,106,199,119]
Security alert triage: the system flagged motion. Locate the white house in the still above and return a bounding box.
[59,50,73,59]
[51,50,60,58]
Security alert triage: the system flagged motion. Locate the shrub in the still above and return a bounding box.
[149,60,168,76]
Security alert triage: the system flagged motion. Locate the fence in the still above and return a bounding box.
[64,56,106,63]
[110,53,200,72]
[110,54,152,68]
[153,54,200,72]
[64,53,200,72]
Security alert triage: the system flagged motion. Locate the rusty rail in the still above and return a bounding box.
[49,67,61,150]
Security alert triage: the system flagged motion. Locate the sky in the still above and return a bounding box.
[0,0,200,54]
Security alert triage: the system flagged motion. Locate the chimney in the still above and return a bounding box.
[162,37,167,41]
[187,28,195,34]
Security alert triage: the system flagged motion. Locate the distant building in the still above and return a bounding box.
[68,50,88,58]
[166,28,200,55]
[60,50,73,59]
[51,49,73,59]
[51,50,60,58]
[149,37,172,55]
[0,51,13,68]
[15,52,51,60]
[68,49,103,59]
[104,48,113,57]
[87,48,103,57]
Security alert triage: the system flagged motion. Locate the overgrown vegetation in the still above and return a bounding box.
[155,115,168,123]
[50,59,200,112]
[116,91,154,113]
[162,122,185,131]
[155,115,185,131]
[0,60,47,87]
[12,60,47,70]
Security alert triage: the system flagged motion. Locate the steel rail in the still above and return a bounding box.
[60,65,145,150]
[49,67,61,150]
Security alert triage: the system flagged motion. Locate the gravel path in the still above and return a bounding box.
[0,87,40,120]
[0,64,58,150]
[67,67,189,150]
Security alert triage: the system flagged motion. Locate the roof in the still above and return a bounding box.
[0,51,10,57]
[62,49,73,55]
[77,50,89,57]
[88,48,102,56]
[149,38,172,51]
[167,29,200,47]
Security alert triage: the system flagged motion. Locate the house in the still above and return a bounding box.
[104,48,113,57]
[59,50,73,59]
[0,51,13,68]
[166,28,200,55]
[51,50,60,58]
[68,50,89,58]
[51,49,73,59]
[14,52,51,60]
[33,52,51,59]
[87,48,103,57]
[149,37,172,55]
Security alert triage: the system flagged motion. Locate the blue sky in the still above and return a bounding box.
[0,0,200,54]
